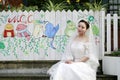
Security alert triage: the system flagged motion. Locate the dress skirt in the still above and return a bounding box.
[47,61,96,80]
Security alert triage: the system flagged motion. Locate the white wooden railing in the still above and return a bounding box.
[104,14,119,54]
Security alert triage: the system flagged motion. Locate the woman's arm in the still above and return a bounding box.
[65,56,89,64]
[79,56,89,62]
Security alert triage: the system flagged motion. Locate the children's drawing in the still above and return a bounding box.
[64,20,76,37]
[0,11,101,60]
[3,23,15,38]
[88,16,100,44]
[44,22,59,49]
[92,24,99,36]
[32,20,45,38]
[16,24,31,41]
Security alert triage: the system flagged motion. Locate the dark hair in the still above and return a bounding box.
[78,20,90,29]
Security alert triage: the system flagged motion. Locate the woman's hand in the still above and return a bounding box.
[65,60,73,64]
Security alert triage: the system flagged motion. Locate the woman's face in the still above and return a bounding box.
[77,22,87,35]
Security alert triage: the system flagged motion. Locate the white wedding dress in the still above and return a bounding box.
[47,40,99,80]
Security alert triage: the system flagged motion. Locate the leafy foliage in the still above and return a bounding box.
[42,0,67,11]
[105,49,120,57]
[0,0,108,11]
[10,4,38,11]
[85,0,107,11]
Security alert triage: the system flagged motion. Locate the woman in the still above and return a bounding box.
[47,20,99,80]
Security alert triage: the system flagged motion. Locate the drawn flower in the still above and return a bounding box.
[88,16,94,22]
[92,25,99,36]
[0,42,5,49]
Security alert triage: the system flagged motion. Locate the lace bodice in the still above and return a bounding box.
[71,41,89,61]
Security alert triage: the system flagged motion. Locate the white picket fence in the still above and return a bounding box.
[104,14,119,54]
[0,10,119,60]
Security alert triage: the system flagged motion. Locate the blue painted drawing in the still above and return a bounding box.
[44,22,59,49]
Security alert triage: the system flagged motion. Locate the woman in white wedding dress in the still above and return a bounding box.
[47,20,99,80]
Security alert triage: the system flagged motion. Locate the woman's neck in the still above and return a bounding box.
[78,34,86,38]
[76,34,88,42]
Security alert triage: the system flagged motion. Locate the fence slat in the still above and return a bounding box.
[60,10,66,35]
[106,14,111,54]
[100,10,105,59]
[55,10,62,60]
[72,10,78,26]
[113,14,118,51]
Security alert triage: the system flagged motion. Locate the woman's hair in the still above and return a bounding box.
[78,20,90,29]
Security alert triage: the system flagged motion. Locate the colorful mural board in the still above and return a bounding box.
[0,11,100,60]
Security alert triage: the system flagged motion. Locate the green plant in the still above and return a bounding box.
[10,4,38,12]
[42,0,67,11]
[85,0,107,11]
[105,49,120,57]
